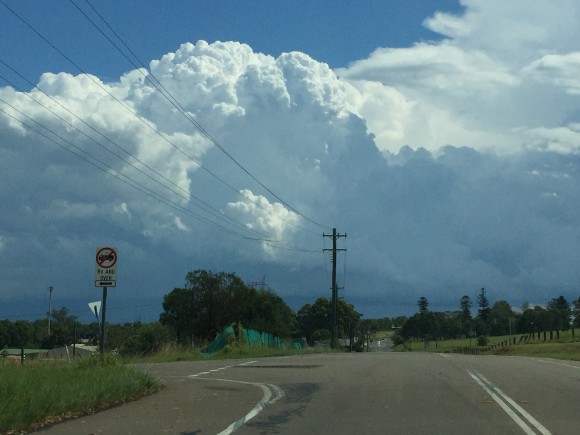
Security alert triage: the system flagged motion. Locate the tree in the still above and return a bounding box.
[392,316,408,329]
[119,322,173,356]
[186,270,247,340]
[547,296,571,333]
[42,306,78,348]
[417,296,429,312]
[459,295,473,336]
[160,270,297,345]
[477,288,490,334]
[517,305,549,340]
[460,295,472,319]
[250,289,297,337]
[160,287,195,345]
[573,296,580,328]
[296,297,361,345]
[13,320,32,348]
[489,300,513,336]
[477,288,490,318]
[401,311,440,340]
[297,298,331,344]
[338,300,362,345]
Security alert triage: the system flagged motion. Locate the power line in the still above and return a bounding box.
[0,0,322,239]
[69,0,326,231]
[0,95,322,254]
[0,100,272,241]
[0,64,279,243]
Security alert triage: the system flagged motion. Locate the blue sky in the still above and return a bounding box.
[2,0,462,80]
[2,0,580,325]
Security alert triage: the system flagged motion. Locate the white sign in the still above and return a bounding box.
[88,301,101,320]
[95,247,117,287]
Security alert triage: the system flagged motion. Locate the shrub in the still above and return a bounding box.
[477,335,489,346]
[391,333,405,346]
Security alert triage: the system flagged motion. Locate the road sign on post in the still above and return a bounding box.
[95,247,117,287]
[94,247,117,355]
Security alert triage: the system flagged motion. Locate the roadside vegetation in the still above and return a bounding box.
[0,342,332,434]
[390,327,579,361]
[0,355,162,434]
[1,270,578,432]
[388,289,579,359]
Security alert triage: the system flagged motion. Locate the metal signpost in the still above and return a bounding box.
[95,247,117,355]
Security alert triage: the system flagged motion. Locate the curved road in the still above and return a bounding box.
[37,352,580,434]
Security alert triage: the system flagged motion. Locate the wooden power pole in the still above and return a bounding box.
[323,228,347,348]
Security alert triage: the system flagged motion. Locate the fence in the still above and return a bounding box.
[204,324,291,355]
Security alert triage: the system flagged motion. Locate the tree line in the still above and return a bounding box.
[397,288,580,344]
[5,273,577,355]
[1,269,363,354]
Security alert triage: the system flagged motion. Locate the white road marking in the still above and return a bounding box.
[436,353,451,358]
[538,359,580,370]
[189,371,211,377]
[186,360,283,433]
[467,370,551,435]
[189,378,284,435]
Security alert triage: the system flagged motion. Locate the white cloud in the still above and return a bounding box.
[2,14,580,319]
[114,202,131,218]
[338,0,580,155]
[173,216,190,232]
[523,53,580,95]
[227,189,300,258]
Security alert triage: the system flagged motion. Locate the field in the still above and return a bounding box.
[388,329,580,361]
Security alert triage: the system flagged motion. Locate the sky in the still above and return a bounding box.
[1,0,580,325]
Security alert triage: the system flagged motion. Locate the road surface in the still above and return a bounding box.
[36,352,580,434]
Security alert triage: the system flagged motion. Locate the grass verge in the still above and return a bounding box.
[393,329,579,361]
[127,341,335,364]
[0,355,162,434]
[488,341,580,361]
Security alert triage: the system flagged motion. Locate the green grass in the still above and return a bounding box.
[492,341,580,360]
[1,344,320,433]
[0,356,162,433]
[128,341,334,364]
[392,328,580,361]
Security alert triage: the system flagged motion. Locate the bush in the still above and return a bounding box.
[391,333,405,346]
[477,335,489,346]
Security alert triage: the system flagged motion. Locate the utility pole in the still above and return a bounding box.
[47,286,53,335]
[323,228,347,348]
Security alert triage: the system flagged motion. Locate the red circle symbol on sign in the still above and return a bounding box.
[96,247,117,269]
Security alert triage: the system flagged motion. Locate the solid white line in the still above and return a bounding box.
[467,371,536,435]
[538,359,580,370]
[477,373,551,435]
[267,384,286,403]
[201,378,283,435]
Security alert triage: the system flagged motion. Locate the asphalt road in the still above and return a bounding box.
[36,352,580,434]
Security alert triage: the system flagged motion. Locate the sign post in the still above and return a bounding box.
[95,247,117,355]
